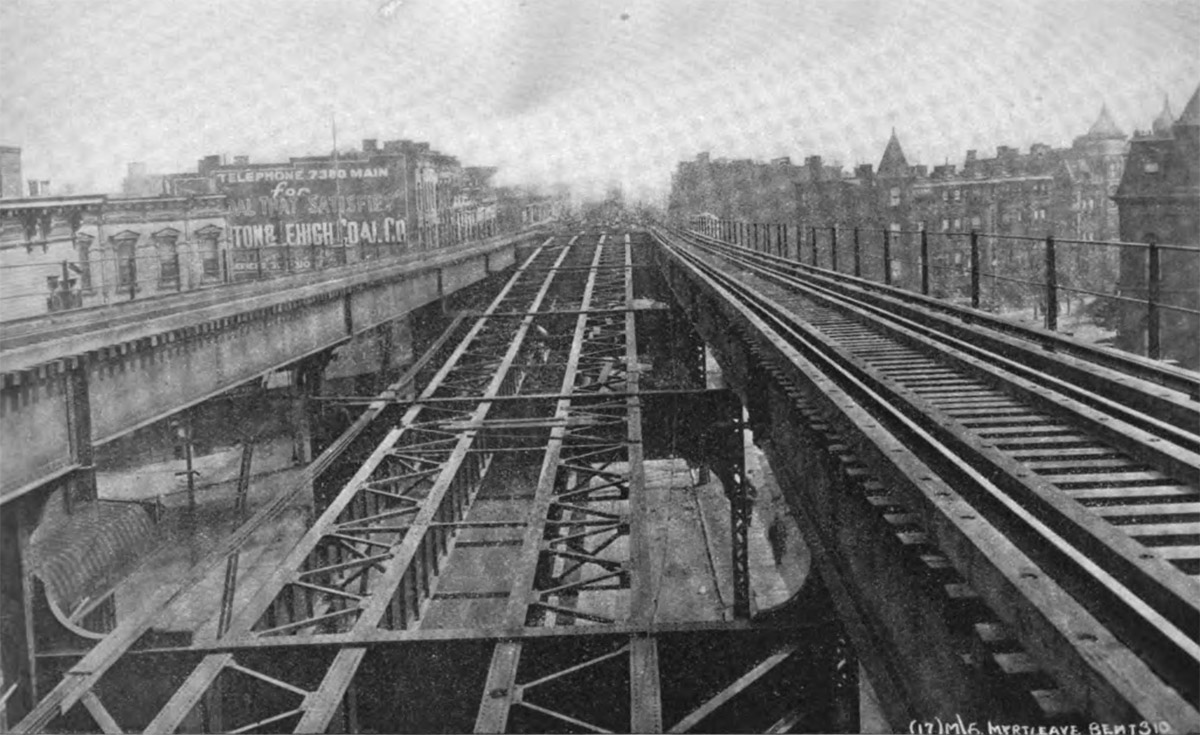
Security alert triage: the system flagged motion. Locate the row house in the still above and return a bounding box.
[795,105,1128,242]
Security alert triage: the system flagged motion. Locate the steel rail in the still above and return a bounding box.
[670,235,1200,700]
[673,235,1200,695]
[681,226,1195,451]
[677,231,1200,472]
[653,229,1199,726]
[680,226,1200,400]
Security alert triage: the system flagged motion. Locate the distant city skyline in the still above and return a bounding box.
[2,0,1197,201]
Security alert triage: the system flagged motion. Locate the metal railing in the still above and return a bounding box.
[0,220,540,325]
[690,217,1200,368]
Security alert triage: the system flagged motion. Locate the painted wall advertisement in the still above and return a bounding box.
[212,160,409,276]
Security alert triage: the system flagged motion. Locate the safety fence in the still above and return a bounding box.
[690,217,1200,368]
[0,219,547,324]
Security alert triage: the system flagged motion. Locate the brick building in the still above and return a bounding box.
[792,106,1128,243]
[162,138,505,257]
[1112,87,1200,367]
[668,152,806,224]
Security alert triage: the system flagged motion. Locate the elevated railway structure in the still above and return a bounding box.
[8,231,849,734]
[654,225,1199,730]
[3,226,1198,732]
[0,230,534,507]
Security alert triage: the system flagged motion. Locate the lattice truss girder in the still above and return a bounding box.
[131,234,627,734]
[19,235,578,733]
[20,233,788,735]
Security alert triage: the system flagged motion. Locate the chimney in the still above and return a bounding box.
[198,154,221,173]
[965,150,977,163]
[233,155,250,165]
[363,139,379,153]
[855,163,874,179]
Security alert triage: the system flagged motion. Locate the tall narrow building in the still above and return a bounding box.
[1112,85,1200,367]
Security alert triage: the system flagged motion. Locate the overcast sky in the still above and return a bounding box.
[1,0,1197,200]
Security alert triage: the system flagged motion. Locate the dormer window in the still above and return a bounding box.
[1143,161,1160,174]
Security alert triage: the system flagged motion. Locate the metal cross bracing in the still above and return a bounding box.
[15,230,848,734]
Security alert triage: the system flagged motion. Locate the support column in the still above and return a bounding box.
[729,428,752,620]
[291,355,329,467]
[0,494,43,727]
[63,363,96,510]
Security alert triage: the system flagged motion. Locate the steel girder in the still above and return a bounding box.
[17,231,841,734]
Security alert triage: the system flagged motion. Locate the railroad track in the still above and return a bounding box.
[653,225,1200,726]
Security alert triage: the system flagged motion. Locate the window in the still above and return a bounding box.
[953,188,962,202]
[889,187,901,207]
[941,219,950,231]
[154,229,181,288]
[952,218,962,230]
[970,216,981,229]
[196,225,222,279]
[115,237,137,288]
[75,233,94,290]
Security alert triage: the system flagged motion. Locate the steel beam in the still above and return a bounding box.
[287,240,577,732]
[474,240,607,733]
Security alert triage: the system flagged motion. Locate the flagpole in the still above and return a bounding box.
[332,113,342,248]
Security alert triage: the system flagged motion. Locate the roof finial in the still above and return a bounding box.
[1087,103,1125,139]
[1152,95,1175,135]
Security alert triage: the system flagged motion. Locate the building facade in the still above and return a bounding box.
[793,107,1128,243]
[162,137,506,263]
[668,152,806,224]
[1112,87,1200,367]
[0,194,228,321]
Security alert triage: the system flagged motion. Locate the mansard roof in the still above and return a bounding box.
[1177,84,1200,126]
[877,129,909,177]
